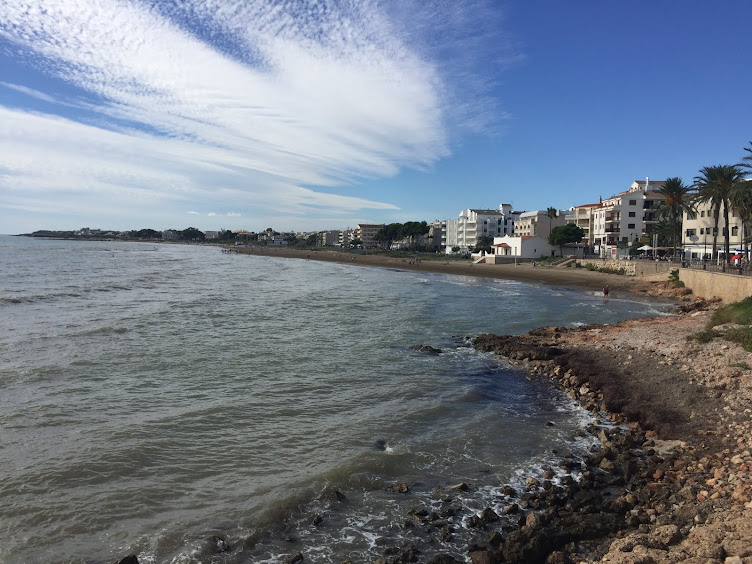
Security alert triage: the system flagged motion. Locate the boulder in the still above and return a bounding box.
[410,345,443,354]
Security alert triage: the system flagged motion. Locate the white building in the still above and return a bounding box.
[566,203,600,251]
[339,229,355,247]
[445,204,521,253]
[682,201,749,261]
[513,210,567,239]
[591,179,666,259]
[491,235,559,259]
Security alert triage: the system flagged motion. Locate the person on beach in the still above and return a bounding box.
[603,284,609,298]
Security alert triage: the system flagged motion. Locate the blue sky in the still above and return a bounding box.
[1,1,751,234]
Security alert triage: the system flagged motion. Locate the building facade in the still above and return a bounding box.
[354,224,384,247]
[445,204,521,253]
[513,210,566,239]
[491,235,559,259]
[591,179,666,258]
[682,201,749,261]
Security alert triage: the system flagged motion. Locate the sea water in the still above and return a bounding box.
[0,236,672,563]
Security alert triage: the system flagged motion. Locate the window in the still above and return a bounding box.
[628,211,636,217]
[701,210,705,217]
[687,212,697,220]
[628,223,636,229]
[700,228,704,234]
[732,226,739,236]
[629,199,637,205]
[686,229,696,237]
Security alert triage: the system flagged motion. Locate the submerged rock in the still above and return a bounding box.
[409,344,443,354]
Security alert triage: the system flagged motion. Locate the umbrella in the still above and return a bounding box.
[731,254,742,261]
[637,245,653,251]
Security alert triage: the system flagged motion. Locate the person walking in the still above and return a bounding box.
[602,285,610,298]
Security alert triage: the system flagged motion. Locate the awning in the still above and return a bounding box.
[637,245,653,251]
[731,254,743,260]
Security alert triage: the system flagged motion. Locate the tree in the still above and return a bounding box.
[694,165,745,263]
[350,237,363,247]
[735,143,752,256]
[475,235,493,254]
[218,229,236,242]
[374,223,403,249]
[135,228,161,239]
[548,224,585,255]
[545,207,558,235]
[656,177,695,258]
[180,227,205,242]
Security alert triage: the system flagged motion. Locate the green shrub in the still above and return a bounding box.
[669,269,685,288]
[723,327,752,352]
[686,329,721,344]
[708,297,752,328]
[732,361,751,370]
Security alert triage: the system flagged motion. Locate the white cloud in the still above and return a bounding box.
[0,0,507,229]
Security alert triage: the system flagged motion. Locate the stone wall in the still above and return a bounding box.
[679,269,752,304]
[574,259,676,278]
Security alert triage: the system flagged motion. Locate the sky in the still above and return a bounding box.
[1,0,751,234]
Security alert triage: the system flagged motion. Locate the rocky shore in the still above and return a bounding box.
[466,302,752,564]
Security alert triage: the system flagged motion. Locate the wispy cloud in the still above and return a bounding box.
[0,0,508,229]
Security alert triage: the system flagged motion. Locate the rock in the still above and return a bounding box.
[206,535,230,554]
[117,557,139,564]
[450,482,472,492]
[410,344,443,354]
[427,556,461,564]
[468,550,500,564]
[499,485,516,497]
[282,552,303,564]
[388,482,410,494]
[651,524,681,545]
[485,531,503,548]
[480,507,499,523]
[319,488,346,504]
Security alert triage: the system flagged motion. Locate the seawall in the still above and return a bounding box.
[679,268,752,304]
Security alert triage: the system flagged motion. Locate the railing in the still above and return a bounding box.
[682,261,752,277]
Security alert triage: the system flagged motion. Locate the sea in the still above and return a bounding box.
[0,236,673,564]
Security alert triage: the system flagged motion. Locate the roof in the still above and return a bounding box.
[492,243,511,247]
[469,209,504,215]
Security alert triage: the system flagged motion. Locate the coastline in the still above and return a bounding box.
[225,245,655,294]
[470,309,752,563]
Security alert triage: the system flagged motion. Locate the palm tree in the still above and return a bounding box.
[545,207,558,236]
[694,165,746,263]
[656,177,695,258]
[732,143,752,256]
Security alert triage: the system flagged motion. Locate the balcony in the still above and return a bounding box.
[605,227,620,233]
[605,215,620,222]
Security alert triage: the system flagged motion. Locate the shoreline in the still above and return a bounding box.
[468,310,752,563]
[225,245,658,294]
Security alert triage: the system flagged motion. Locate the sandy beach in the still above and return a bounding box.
[225,245,650,293]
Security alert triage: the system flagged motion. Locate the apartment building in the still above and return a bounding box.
[513,210,567,239]
[354,224,385,247]
[317,230,340,246]
[445,204,521,252]
[591,179,666,258]
[682,201,749,260]
[565,203,600,250]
